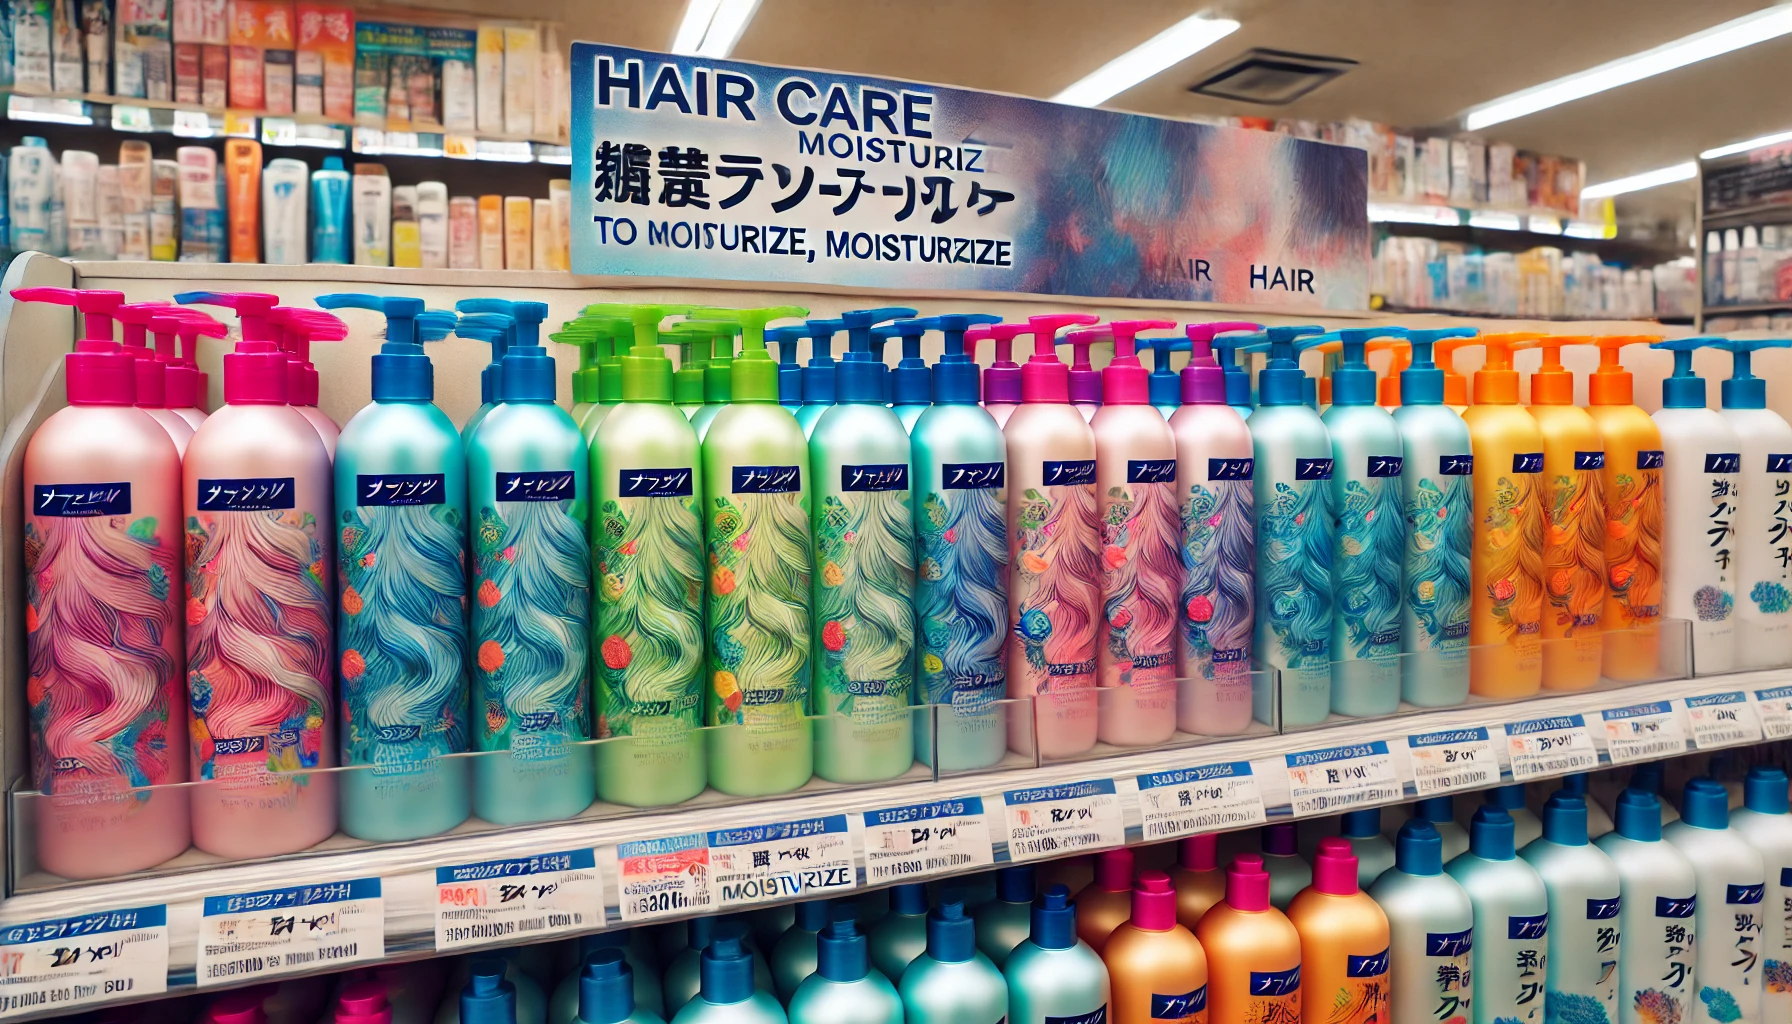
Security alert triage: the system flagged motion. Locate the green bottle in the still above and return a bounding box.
[691,321,742,441]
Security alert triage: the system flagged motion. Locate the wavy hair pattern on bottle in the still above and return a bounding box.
[1544,468,1606,634]
[1259,480,1334,667]
[1482,474,1543,640]
[1015,483,1102,681]
[1336,476,1405,658]
[25,516,180,792]
[1405,476,1472,650]
[595,493,705,736]
[337,503,467,768]
[1605,468,1663,627]
[1180,480,1255,679]
[706,492,813,724]
[1100,482,1182,682]
[815,490,916,717]
[917,486,1009,705]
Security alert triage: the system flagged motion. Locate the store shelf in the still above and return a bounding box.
[1703,301,1792,315]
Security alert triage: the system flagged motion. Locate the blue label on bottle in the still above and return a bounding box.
[1426,928,1473,957]
[356,473,445,506]
[1587,896,1621,919]
[1248,966,1300,996]
[32,482,130,517]
[1127,459,1176,484]
[1295,457,1332,481]
[1208,457,1254,480]
[943,461,1004,489]
[1728,882,1764,904]
[1508,912,1548,940]
[196,476,296,512]
[618,468,694,499]
[1043,459,1096,486]
[1706,453,1741,474]
[841,463,908,492]
[1512,452,1544,473]
[495,471,574,502]
[1655,895,1696,917]
[1769,453,1792,473]
[1782,867,1792,886]
[732,465,802,494]
[1638,450,1664,469]
[1366,455,1403,477]
[1051,1007,1110,1024]
[1575,451,1605,470]
[1150,988,1205,1018]
[211,735,266,756]
[1347,948,1389,977]
[1439,454,1474,476]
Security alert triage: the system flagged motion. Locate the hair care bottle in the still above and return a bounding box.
[1143,335,1187,420]
[1664,777,1767,1022]
[692,305,816,796]
[565,950,666,1024]
[1004,313,1104,757]
[152,307,224,428]
[174,290,336,858]
[671,928,787,1024]
[112,299,194,452]
[981,323,1027,427]
[899,901,1008,1024]
[689,321,743,442]
[1595,788,1698,1024]
[1103,871,1203,1024]
[442,956,545,1024]
[463,299,595,824]
[1519,789,1622,1024]
[1241,324,1332,727]
[1338,809,1394,887]
[1259,823,1313,910]
[764,327,805,411]
[1445,808,1550,1024]
[1196,854,1301,1024]
[1172,834,1227,928]
[1711,338,1792,668]
[1409,796,1470,862]
[1213,336,1256,419]
[1483,785,1544,848]
[1074,848,1137,952]
[666,920,775,1015]
[456,311,511,445]
[552,936,665,1022]
[809,305,919,783]
[1391,328,1477,707]
[271,305,346,456]
[1557,773,1616,838]
[1368,820,1474,1024]
[771,901,835,1002]
[789,917,901,1024]
[877,318,932,432]
[795,318,846,439]
[1651,338,1743,674]
[1009,885,1111,1024]
[1170,322,1261,735]
[871,883,930,983]
[1730,766,1792,1020]
[584,305,709,808]
[1315,327,1408,717]
[975,866,1037,966]
[310,155,350,263]
[316,294,470,841]
[909,314,1009,771]
[1286,838,1390,1023]
[674,336,708,419]
[14,286,191,879]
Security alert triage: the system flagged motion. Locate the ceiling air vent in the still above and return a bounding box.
[1189,48,1357,105]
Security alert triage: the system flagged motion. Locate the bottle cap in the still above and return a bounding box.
[1030,884,1079,948]
[890,882,928,916]
[1394,820,1444,875]
[1239,325,1327,406]
[1558,773,1591,797]
[315,294,438,402]
[1141,335,1187,408]
[702,323,739,402]
[1434,336,1478,406]
[578,948,635,1024]
[1401,328,1477,405]
[816,913,870,982]
[1090,320,1176,404]
[797,317,846,404]
[199,991,268,1024]
[1711,337,1792,409]
[1312,836,1359,895]
[1339,808,1381,839]
[1066,330,1103,407]
[1178,323,1262,405]
[1484,784,1525,810]
[114,300,173,407]
[459,959,518,1024]
[458,311,513,405]
[982,322,1031,404]
[1224,854,1271,911]
[1468,806,1516,860]
[1651,337,1722,409]
[1127,871,1178,931]
[1528,336,1592,405]
[995,864,1036,903]
[176,291,289,405]
[926,314,1002,404]
[1311,327,1405,406]
[766,324,805,404]
[332,980,392,1024]
[270,307,347,406]
[700,922,756,1004]
[1092,847,1135,892]
[1262,821,1298,856]
[586,304,696,403]
[1680,776,1731,829]
[1631,760,1665,794]
[1017,314,1101,402]
[1540,792,1589,846]
[480,301,553,401]
[1587,335,1658,406]
[10,287,134,405]
[839,307,915,403]
[1179,833,1218,871]
[549,320,608,405]
[925,900,976,963]
[664,322,719,405]
[1613,787,1663,841]
[1746,766,1789,814]
[794,899,831,932]
[875,317,934,406]
[1413,795,1455,824]
[1377,339,1412,406]
[164,308,225,408]
[1466,333,1542,405]
[1212,334,1257,409]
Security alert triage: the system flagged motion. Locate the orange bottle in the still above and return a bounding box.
[1074,847,1135,953]
[1285,838,1390,1024]
[1105,870,1211,1024]
[1195,855,1301,1024]
[1171,834,1226,929]
[1586,336,1665,681]
[1527,337,1606,691]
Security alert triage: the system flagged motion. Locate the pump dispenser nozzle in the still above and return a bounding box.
[1139,336,1189,408]
[114,300,173,406]
[175,290,280,341]
[11,287,135,404]
[1650,337,1725,409]
[1528,336,1595,405]
[1309,326,1406,406]
[795,318,847,404]
[1400,328,1477,406]
[1012,314,1101,402]
[1586,335,1659,406]
[766,326,804,405]
[922,313,1001,405]
[1075,319,1175,404]
[1065,330,1103,408]
[1237,325,1327,406]
[581,304,699,402]
[1467,332,1543,405]
[980,322,1029,406]
[1433,335,1482,407]
[838,306,916,403]
[875,317,933,408]
[315,293,438,402]
[690,305,811,402]
[270,307,347,409]
[456,313,513,405]
[1709,336,1792,409]
[1182,321,1261,406]
[151,308,225,411]
[1211,334,1259,410]
[175,290,292,404]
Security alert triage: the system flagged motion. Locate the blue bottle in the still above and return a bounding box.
[878,318,934,431]
[767,327,806,412]
[318,294,469,841]
[463,299,596,825]
[461,958,520,1024]
[1003,887,1110,1024]
[796,318,846,438]
[571,949,667,1024]
[1214,335,1256,419]
[1142,335,1187,419]
[899,900,1008,1024]
[671,926,788,1024]
[310,155,350,264]
[457,310,513,444]
[788,916,902,1024]
[973,864,1037,967]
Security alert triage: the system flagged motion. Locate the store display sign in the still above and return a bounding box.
[433,850,603,951]
[861,798,995,885]
[571,44,1369,308]
[0,906,167,1018]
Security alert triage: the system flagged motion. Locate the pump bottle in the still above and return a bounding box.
[1664,777,1767,1023]
[1007,886,1112,1024]
[1172,833,1226,928]
[1338,808,1394,887]
[1445,808,1550,1024]
[690,320,742,442]
[272,305,347,456]
[767,328,804,411]
[1711,338,1792,668]
[771,901,833,1002]
[796,318,846,439]
[1286,838,1391,1024]
[1730,766,1792,1021]
[1526,338,1608,690]
[974,865,1037,966]
[155,307,224,428]
[870,883,930,983]
[459,307,511,444]
[899,901,1008,1024]
[1143,335,1187,420]
[789,917,901,1024]
[567,950,665,1024]
[1593,788,1698,1024]
[113,299,194,452]
[877,318,933,432]
[1102,873,1201,1024]
[672,927,787,1024]
[981,324,1028,427]
[1483,785,1544,848]
[1213,336,1256,419]
[1408,796,1469,862]
[1074,848,1137,953]
[1519,789,1622,1024]
[1368,821,1475,1024]
[1195,855,1302,1024]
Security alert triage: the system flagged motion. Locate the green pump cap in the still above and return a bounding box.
[582,304,693,403]
[673,340,706,404]
[1710,337,1792,409]
[1238,325,1327,406]
[695,320,743,402]
[692,305,810,402]
[549,324,605,404]
[1312,326,1406,406]
[1650,337,1724,409]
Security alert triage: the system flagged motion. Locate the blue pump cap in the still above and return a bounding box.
[1339,808,1381,838]
[455,313,512,404]
[323,154,343,171]
[316,293,434,401]
[794,899,831,932]
[1709,337,1792,409]
[1468,806,1516,860]
[1212,335,1256,410]
[418,309,458,342]
[688,916,715,950]
[1313,326,1406,405]
[995,864,1036,903]
[1680,776,1731,829]
[1631,761,1665,794]
[460,959,517,1024]
[766,325,807,406]
[838,307,914,403]
[815,915,869,982]
[1402,328,1478,405]
[1746,766,1790,814]
[1238,325,1326,406]
[1559,773,1590,798]
[877,318,934,407]
[890,882,928,916]
[1395,820,1444,875]
[483,301,553,402]
[925,899,976,963]
[699,923,756,1004]
[1413,795,1454,824]
[1650,337,1722,408]
[926,313,1002,405]
[1029,885,1076,950]
[1540,793,1589,846]
[1613,788,1663,841]
[1142,336,1188,409]
[577,949,634,1024]
[801,318,846,404]
[1484,784,1526,810]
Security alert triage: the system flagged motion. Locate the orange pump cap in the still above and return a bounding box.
[1471,332,1543,405]
[1589,334,1662,406]
[1530,336,1595,405]
[1435,337,1480,406]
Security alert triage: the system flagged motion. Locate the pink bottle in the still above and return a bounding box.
[270,305,347,457]
[1081,320,1182,747]
[150,307,226,429]
[177,290,337,858]
[1004,313,1102,759]
[113,300,195,453]
[981,322,1028,428]
[15,287,191,879]
[198,990,268,1024]
[1067,331,1102,423]
[1171,322,1261,736]
[328,980,394,1024]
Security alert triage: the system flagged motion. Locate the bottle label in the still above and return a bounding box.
[1425,929,1473,1022]
[813,472,915,727]
[839,463,908,491]
[1258,465,1333,674]
[1348,948,1390,976]
[1100,464,1180,694]
[1427,928,1473,956]
[1012,466,1100,700]
[1729,883,1765,904]
[942,461,1004,489]
[616,468,693,498]
[1337,450,1404,660]
[1512,452,1544,473]
[1509,912,1549,939]
[1053,1007,1112,1024]
[1127,459,1176,484]
[731,464,801,494]
[1249,965,1301,995]
[1482,454,1543,645]
[1179,476,1254,694]
[1207,457,1253,480]
[1588,896,1621,919]
[1043,459,1096,486]
[1768,453,1792,473]
[1656,895,1697,917]
[354,472,445,506]
[1405,459,1473,657]
[1295,457,1332,480]
[1366,455,1403,477]
[1638,450,1664,469]
[195,476,296,511]
[917,464,1008,711]
[1606,447,1664,630]
[707,474,811,731]
[1541,448,1605,640]
[1150,988,1204,1020]
[1705,452,1742,474]
[495,470,574,502]
[1574,451,1605,470]
[31,481,130,516]
[1440,454,1473,475]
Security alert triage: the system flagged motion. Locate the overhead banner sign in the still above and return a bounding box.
[570,43,1369,309]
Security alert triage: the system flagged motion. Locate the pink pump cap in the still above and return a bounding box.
[178,291,290,405]
[1180,833,1218,871]
[982,321,1032,405]
[271,307,347,406]
[199,990,268,1024]
[1094,320,1176,404]
[332,980,393,1024]
[1017,314,1100,402]
[1311,836,1360,895]
[1093,847,1135,892]
[1225,854,1271,911]
[159,309,225,409]
[1129,869,1179,931]
[1183,321,1262,404]
[115,301,173,408]
[11,287,134,406]
[1066,330,1102,406]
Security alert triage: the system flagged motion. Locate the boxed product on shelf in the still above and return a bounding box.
[115,0,173,99]
[295,0,354,119]
[50,0,81,93]
[12,0,53,92]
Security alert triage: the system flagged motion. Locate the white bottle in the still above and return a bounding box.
[8,137,54,253]
[1652,340,1742,675]
[352,163,391,267]
[1731,767,1792,1024]
[417,181,448,269]
[1742,226,1763,303]
[1596,789,1699,1024]
[261,157,309,265]
[1520,792,1622,1024]
[1723,228,1742,303]
[1664,778,1767,1024]
[1707,231,1725,306]
[1713,340,1792,669]
[58,148,100,257]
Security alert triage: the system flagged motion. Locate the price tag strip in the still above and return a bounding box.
[195,879,382,987]
[616,834,715,923]
[861,798,994,885]
[434,850,602,951]
[1505,714,1600,780]
[706,816,856,909]
[1600,701,1687,765]
[0,906,167,1019]
[1002,780,1126,861]
[1407,727,1502,795]
[1756,685,1792,740]
[1283,741,1402,817]
[1135,762,1266,841]
[1683,692,1762,749]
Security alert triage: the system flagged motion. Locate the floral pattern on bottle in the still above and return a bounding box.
[705,492,812,727]
[1100,480,1181,691]
[1406,476,1472,652]
[594,492,704,742]
[1258,479,1334,667]
[813,490,915,726]
[1543,466,1606,635]
[1336,476,1405,659]
[1604,468,1663,628]
[1011,484,1101,688]
[1631,989,1683,1024]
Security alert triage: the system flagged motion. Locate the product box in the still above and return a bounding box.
[173,41,198,100]
[294,1,351,119]
[227,0,268,109]
[82,0,109,93]
[1464,139,1488,205]
[172,0,224,42]
[0,0,16,86]
[448,193,476,268]
[150,156,177,260]
[1418,137,1450,203]
[353,20,424,126]
[477,192,501,268]
[52,0,82,92]
[474,22,501,133]
[1448,139,1470,205]
[426,24,474,130]
[500,24,534,135]
[534,22,561,140]
[172,0,222,102]
[201,39,224,104]
[1488,142,1517,206]
[259,0,292,114]
[114,0,170,99]
[13,0,53,92]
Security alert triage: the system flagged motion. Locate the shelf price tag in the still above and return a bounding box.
[616,834,713,923]
[1407,727,1501,795]
[1755,685,1792,740]
[1600,701,1687,765]
[707,816,856,909]
[434,850,602,952]
[1505,714,1599,780]
[861,798,994,885]
[1136,762,1266,841]
[1002,780,1126,862]
[444,134,476,159]
[0,906,167,1018]
[222,111,257,138]
[1683,692,1762,749]
[1284,741,1401,817]
[194,879,382,987]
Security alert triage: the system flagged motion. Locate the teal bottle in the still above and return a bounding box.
[878,318,933,432]
[1003,887,1110,1024]
[457,310,511,444]
[1519,788,1622,1024]
[321,295,469,841]
[900,900,1008,1024]
[908,314,1007,772]
[1411,795,1471,861]
[870,883,930,983]
[795,318,846,439]
[771,900,834,1002]
[1595,789,1698,1024]
[563,949,666,1024]
[1445,807,1550,1024]
[462,298,595,824]
[809,306,918,784]
[666,919,775,1017]
[458,959,522,1024]
[1338,808,1394,887]
[789,916,902,1024]
[1664,778,1766,1024]
[551,934,666,1023]
[1241,325,1332,727]
[1368,821,1475,1024]
[973,865,1036,967]
[1730,767,1792,1022]
[1143,335,1187,419]
[671,926,787,1024]
[767,327,806,412]
[1214,335,1256,419]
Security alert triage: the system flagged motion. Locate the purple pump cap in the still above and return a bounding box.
[980,322,1031,405]
[1067,331,1101,405]
[1182,321,1262,404]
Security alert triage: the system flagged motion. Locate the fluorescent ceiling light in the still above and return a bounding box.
[672,0,761,58]
[1580,161,1698,199]
[1701,129,1792,160]
[1464,3,1792,130]
[1052,14,1241,108]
